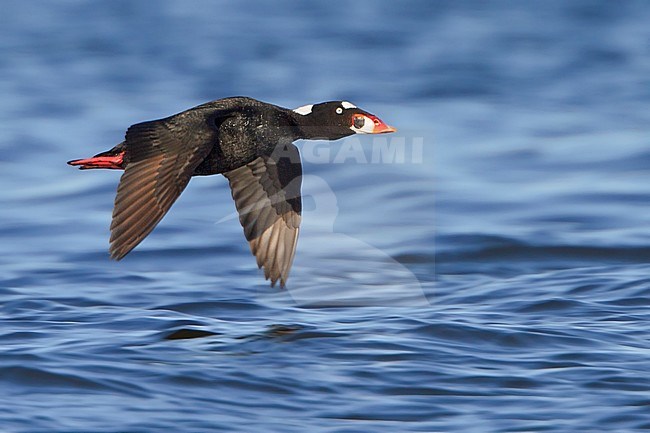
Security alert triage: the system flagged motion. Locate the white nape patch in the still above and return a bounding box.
[341,101,357,109]
[293,104,314,115]
[350,116,375,134]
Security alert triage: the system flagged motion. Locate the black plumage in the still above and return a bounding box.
[68,97,396,287]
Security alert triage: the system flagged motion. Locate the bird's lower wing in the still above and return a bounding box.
[224,143,302,287]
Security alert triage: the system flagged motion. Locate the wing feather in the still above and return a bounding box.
[109,115,216,260]
[224,144,302,287]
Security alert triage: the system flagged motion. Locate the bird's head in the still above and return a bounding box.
[293,101,396,140]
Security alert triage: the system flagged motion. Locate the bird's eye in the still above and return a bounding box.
[336,107,343,115]
[353,114,365,129]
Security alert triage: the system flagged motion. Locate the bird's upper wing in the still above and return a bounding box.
[224,143,302,287]
[110,109,228,260]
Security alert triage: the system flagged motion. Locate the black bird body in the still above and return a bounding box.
[192,97,299,174]
[109,97,298,173]
[68,96,396,287]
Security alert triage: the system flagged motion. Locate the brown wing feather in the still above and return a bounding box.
[109,117,214,260]
[224,144,302,287]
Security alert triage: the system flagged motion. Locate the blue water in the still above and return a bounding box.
[1,1,649,432]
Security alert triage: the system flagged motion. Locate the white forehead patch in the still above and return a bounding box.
[341,101,357,109]
[293,104,314,115]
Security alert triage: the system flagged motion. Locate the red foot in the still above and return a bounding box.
[68,152,125,170]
